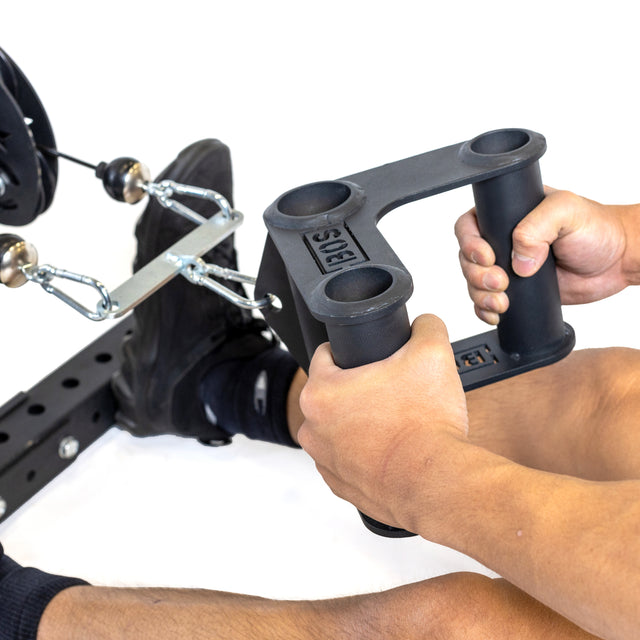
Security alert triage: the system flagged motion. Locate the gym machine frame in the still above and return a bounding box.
[0,49,575,532]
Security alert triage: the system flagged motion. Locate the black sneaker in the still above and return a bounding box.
[112,139,273,444]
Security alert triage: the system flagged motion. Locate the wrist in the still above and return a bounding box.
[407,438,518,550]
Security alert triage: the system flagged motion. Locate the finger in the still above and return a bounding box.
[296,420,313,454]
[314,464,380,518]
[314,463,354,503]
[298,418,334,469]
[308,341,337,378]
[407,315,465,368]
[454,209,495,267]
[315,464,401,529]
[467,283,510,316]
[474,304,500,326]
[511,190,581,277]
[410,314,451,348]
[459,251,509,293]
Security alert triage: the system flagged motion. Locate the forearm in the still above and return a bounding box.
[298,317,638,639]
[39,584,445,640]
[416,440,640,640]
[38,585,339,640]
[33,579,475,640]
[37,575,603,640]
[465,347,640,480]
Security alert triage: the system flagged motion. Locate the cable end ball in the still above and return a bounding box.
[96,157,151,204]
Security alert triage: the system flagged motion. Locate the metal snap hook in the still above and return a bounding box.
[142,180,237,226]
[166,253,278,312]
[21,263,112,321]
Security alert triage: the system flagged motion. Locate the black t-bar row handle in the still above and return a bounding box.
[256,128,575,537]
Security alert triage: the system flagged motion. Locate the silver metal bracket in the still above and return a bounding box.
[21,208,243,320]
[102,208,244,319]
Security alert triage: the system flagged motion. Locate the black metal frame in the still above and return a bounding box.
[0,317,132,523]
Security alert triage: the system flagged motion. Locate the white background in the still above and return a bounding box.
[0,0,638,601]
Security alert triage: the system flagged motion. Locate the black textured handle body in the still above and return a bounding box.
[472,162,565,356]
[325,303,416,538]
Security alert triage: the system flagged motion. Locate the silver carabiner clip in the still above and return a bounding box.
[166,253,277,311]
[142,180,236,226]
[21,263,112,321]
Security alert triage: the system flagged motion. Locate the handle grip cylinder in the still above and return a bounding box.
[326,305,411,369]
[472,161,565,356]
[325,303,416,538]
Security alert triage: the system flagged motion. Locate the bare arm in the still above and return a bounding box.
[426,438,640,640]
[38,585,329,640]
[33,350,637,640]
[466,346,640,481]
[38,573,603,640]
[298,316,640,640]
[36,344,637,640]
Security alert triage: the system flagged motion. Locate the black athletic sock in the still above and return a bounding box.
[199,345,300,448]
[0,544,88,640]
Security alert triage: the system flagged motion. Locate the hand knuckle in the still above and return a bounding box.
[551,189,578,209]
[297,426,314,453]
[453,212,467,236]
[512,222,538,247]
[298,384,315,418]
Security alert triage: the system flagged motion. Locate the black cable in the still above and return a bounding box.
[38,145,99,171]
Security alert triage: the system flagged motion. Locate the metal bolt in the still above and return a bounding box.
[0,497,7,519]
[58,436,80,460]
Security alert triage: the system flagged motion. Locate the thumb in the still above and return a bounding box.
[511,190,572,277]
